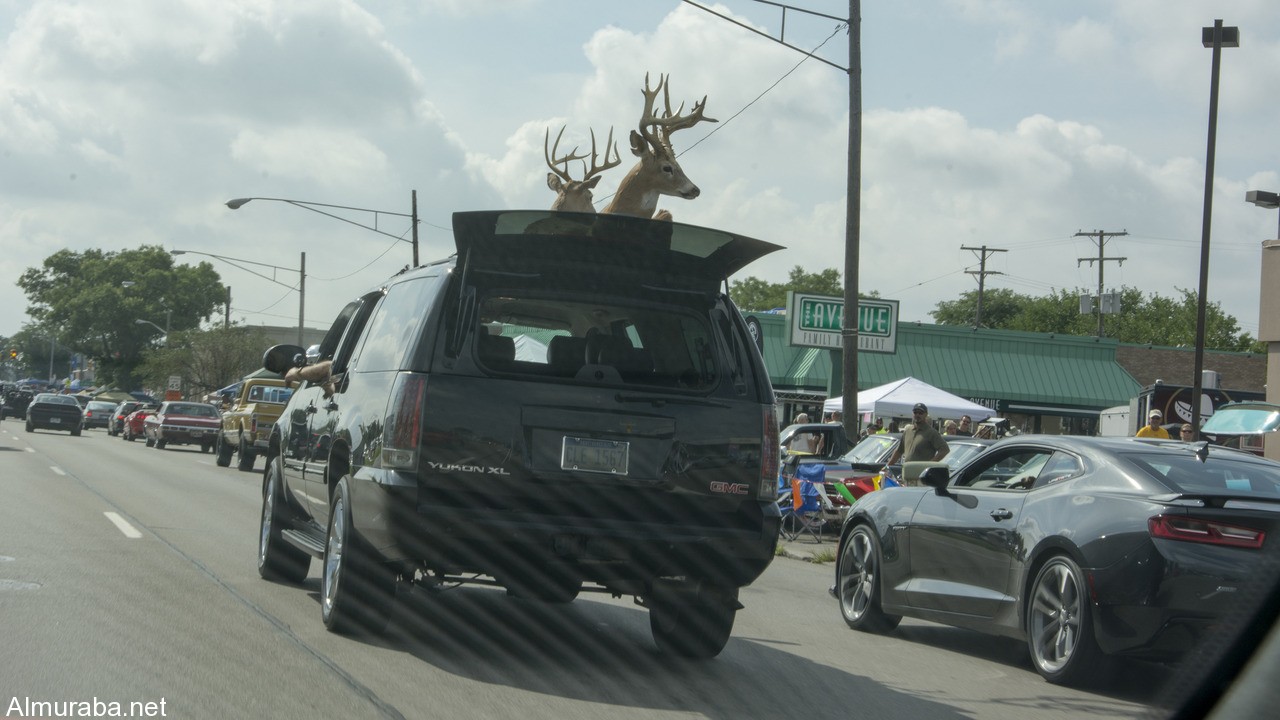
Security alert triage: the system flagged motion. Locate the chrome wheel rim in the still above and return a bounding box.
[322,495,346,617]
[839,530,876,621]
[1029,562,1082,673]
[258,469,275,567]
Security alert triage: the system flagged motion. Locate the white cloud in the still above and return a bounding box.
[0,0,1275,346]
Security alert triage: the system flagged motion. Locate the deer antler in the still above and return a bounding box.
[545,125,620,186]
[637,73,718,153]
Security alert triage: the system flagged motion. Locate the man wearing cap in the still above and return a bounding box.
[888,403,950,475]
[1136,409,1171,439]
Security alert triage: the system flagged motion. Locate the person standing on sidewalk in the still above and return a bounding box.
[888,403,949,483]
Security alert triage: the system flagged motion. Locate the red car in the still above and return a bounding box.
[142,401,221,452]
[121,406,157,441]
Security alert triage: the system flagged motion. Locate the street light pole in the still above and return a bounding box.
[169,249,305,346]
[225,193,420,267]
[1191,19,1239,437]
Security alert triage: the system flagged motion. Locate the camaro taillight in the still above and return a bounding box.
[758,407,780,501]
[382,372,427,471]
[1149,514,1265,549]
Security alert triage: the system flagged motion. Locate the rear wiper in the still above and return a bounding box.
[614,393,730,408]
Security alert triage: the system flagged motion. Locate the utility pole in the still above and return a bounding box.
[680,0,860,439]
[961,245,1006,327]
[1076,230,1128,337]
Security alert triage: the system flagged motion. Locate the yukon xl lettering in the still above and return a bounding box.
[256,210,782,658]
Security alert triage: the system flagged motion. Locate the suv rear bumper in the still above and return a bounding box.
[353,481,780,590]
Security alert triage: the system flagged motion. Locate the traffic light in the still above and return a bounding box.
[6,349,16,360]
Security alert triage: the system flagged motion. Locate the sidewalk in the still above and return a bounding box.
[777,533,840,563]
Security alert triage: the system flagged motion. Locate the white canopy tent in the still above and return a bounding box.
[823,377,993,421]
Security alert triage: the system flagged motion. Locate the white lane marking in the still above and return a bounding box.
[25,447,34,453]
[103,512,143,539]
[51,466,66,476]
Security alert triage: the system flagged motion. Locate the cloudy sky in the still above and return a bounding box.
[2,0,1277,342]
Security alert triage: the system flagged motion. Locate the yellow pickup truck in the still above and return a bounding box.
[215,378,293,472]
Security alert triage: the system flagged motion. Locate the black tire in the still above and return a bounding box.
[257,460,310,583]
[215,434,232,467]
[155,438,167,449]
[1026,555,1104,686]
[71,427,81,437]
[125,428,136,442]
[321,476,395,635]
[144,432,154,447]
[837,524,902,633]
[237,435,256,472]
[649,585,737,659]
[25,420,33,433]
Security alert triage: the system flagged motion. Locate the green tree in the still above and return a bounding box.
[730,266,847,312]
[135,325,275,397]
[17,246,226,388]
[931,285,1262,351]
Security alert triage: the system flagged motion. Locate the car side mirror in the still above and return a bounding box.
[263,344,307,374]
[919,464,951,491]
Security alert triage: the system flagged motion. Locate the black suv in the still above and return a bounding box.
[257,210,782,657]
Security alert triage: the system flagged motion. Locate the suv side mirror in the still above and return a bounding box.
[263,344,307,374]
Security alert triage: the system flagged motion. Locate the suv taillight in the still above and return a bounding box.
[1149,514,1265,549]
[382,372,427,471]
[758,407,780,500]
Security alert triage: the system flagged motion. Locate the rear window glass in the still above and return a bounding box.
[1123,452,1280,497]
[168,403,218,418]
[473,292,719,391]
[37,394,78,406]
[246,385,293,404]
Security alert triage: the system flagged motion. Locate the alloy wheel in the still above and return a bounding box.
[1029,560,1083,674]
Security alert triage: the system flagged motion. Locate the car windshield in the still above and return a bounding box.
[943,440,989,469]
[839,434,897,464]
[1123,451,1280,497]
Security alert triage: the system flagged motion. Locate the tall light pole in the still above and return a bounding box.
[225,193,420,267]
[170,250,306,346]
[1191,19,1239,437]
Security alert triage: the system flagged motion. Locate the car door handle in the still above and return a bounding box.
[989,508,1013,521]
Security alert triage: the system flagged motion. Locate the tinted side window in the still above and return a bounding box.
[353,275,446,373]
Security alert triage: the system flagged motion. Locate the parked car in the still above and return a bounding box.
[121,405,157,441]
[81,400,118,430]
[24,393,84,435]
[108,400,144,436]
[255,209,783,657]
[832,434,1280,685]
[143,401,221,451]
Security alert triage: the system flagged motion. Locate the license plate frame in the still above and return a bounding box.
[561,436,629,475]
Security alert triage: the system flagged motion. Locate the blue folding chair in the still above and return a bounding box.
[781,474,825,543]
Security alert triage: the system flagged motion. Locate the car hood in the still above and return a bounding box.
[1201,402,1280,435]
[452,210,783,293]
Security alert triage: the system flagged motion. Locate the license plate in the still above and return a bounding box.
[50,417,61,424]
[561,437,629,475]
